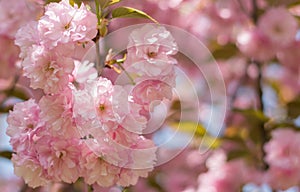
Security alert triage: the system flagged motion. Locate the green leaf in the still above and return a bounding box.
[233,108,269,123]
[211,43,239,60]
[287,96,300,119]
[227,150,249,161]
[45,0,61,4]
[96,0,122,9]
[0,151,13,160]
[9,88,30,101]
[108,0,123,6]
[112,6,158,23]
[97,0,109,9]
[266,0,300,6]
[169,121,206,137]
[222,135,246,145]
[202,135,221,149]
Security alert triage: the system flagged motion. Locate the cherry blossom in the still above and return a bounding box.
[38,0,97,48]
[264,129,300,190]
[258,7,298,48]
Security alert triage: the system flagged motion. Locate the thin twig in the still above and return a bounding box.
[251,0,259,23]
[254,60,268,170]
[95,40,103,75]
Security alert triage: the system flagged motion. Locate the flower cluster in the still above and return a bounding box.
[15,0,97,94]
[7,0,178,189]
[124,25,177,113]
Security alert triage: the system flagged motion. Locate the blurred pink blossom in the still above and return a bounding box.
[258,7,298,48]
[264,128,300,190]
[197,150,247,192]
[237,28,275,61]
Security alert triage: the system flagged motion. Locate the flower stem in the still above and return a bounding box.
[116,62,136,85]
[94,0,101,26]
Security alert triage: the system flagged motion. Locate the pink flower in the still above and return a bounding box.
[0,178,23,192]
[117,168,154,187]
[38,0,97,48]
[80,145,119,187]
[197,150,247,192]
[0,0,42,37]
[82,77,118,127]
[73,77,147,132]
[127,24,178,56]
[265,167,300,190]
[125,59,176,86]
[6,100,49,188]
[71,40,96,60]
[120,101,148,134]
[264,128,300,190]
[164,171,196,192]
[264,129,300,168]
[110,85,148,133]
[15,21,40,59]
[131,79,173,106]
[277,40,300,72]
[72,60,98,84]
[22,45,74,94]
[128,135,157,169]
[237,28,275,62]
[39,87,79,138]
[72,77,157,186]
[124,24,178,85]
[35,135,82,183]
[258,7,297,48]
[12,154,48,188]
[6,99,42,149]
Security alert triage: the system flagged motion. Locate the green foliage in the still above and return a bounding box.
[45,0,61,4]
[112,6,158,23]
[227,150,250,161]
[233,108,269,123]
[169,121,221,149]
[266,0,300,7]
[286,96,300,119]
[201,135,221,149]
[211,43,239,60]
[107,0,123,7]
[169,121,206,137]
[97,0,123,9]
[0,151,13,160]
[233,108,270,144]
[9,88,30,101]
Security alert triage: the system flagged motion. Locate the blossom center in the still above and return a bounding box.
[64,23,71,30]
[273,25,283,34]
[99,104,105,111]
[147,51,157,58]
[45,62,54,72]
